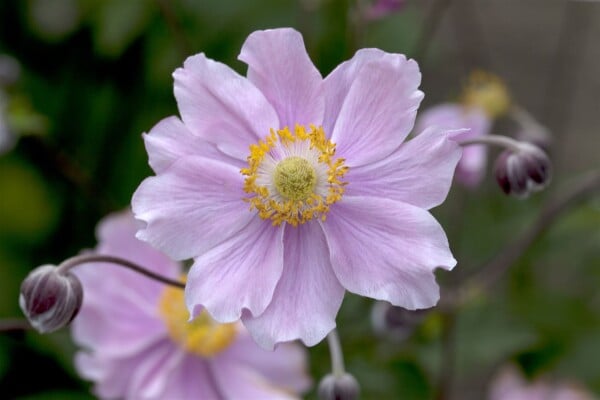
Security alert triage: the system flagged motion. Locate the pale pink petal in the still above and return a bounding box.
[144,116,241,174]
[211,357,299,400]
[75,339,174,400]
[186,218,284,323]
[242,222,344,349]
[345,126,462,209]
[321,196,456,309]
[323,48,400,133]
[160,356,222,399]
[416,103,491,187]
[132,155,253,260]
[221,332,312,393]
[238,28,324,128]
[327,53,423,166]
[173,53,279,160]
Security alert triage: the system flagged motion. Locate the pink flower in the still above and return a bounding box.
[416,103,492,188]
[489,365,594,400]
[71,211,310,400]
[364,0,407,20]
[132,28,461,349]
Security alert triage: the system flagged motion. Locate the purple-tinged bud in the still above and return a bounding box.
[318,373,360,400]
[19,264,83,333]
[371,301,428,341]
[0,55,20,86]
[364,0,406,20]
[494,143,551,198]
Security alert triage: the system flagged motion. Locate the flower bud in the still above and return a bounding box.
[371,301,428,341]
[364,0,406,20]
[0,55,20,86]
[318,373,360,400]
[494,143,551,197]
[19,264,83,333]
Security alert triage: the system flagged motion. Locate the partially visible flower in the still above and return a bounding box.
[19,264,83,333]
[132,28,461,349]
[488,365,594,400]
[72,210,311,400]
[494,143,551,197]
[416,71,510,188]
[363,0,407,20]
[416,104,491,187]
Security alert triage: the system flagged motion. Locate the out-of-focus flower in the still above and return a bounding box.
[0,55,21,86]
[132,28,461,349]
[19,264,83,333]
[416,71,510,188]
[416,104,491,187]
[72,211,311,400]
[494,143,551,198]
[364,0,407,20]
[488,365,594,400]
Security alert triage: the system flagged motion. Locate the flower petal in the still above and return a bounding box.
[321,196,456,309]
[415,103,491,187]
[144,116,241,174]
[160,356,222,399]
[238,28,324,128]
[211,356,299,400]
[173,53,279,160]
[327,52,423,166]
[132,155,253,260]
[345,126,462,209]
[323,48,398,133]
[186,218,284,323]
[242,222,344,349]
[221,331,312,393]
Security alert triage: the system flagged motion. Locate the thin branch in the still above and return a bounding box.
[57,254,185,289]
[450,170,600,306]
[327,329,346,377]
[0,318,32,333]
[413,0,453,62]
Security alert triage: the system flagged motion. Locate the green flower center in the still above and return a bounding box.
[273,156,317,201]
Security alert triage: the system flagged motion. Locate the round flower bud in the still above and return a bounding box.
[494,143,551,198]
[371,301,428,341]
[318,373,360,400]
[0,55,20,86]
[19,264,83,333]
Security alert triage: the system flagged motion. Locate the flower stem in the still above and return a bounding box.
[0,318,32,332]
[457,134,523,152]
[450,169,600,306]
[327,329,346,378]
[56,254,185,289]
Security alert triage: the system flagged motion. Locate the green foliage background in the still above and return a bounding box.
[0,0,598,399]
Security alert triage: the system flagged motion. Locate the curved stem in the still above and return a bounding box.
[457,134,523,152]
[56,254,185,289]
[451,170,600,306]
[327,329,346,377]
[0,318,32,332]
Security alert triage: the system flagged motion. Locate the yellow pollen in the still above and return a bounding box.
[158,281,236,357]
[461,70,511,119]
[241,124,348,227]
[273,156,317,201]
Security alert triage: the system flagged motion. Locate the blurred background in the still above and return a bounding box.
[0,0,598,399]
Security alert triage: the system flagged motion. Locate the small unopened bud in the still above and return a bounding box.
[494,143,551,197]
[19,265,83,333]
[364,0,406,20]
[318,373,360,400]
[371,301,428,341]
[0,55,20,86]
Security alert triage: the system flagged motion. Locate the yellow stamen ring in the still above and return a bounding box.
[241,125,348,227]
[159,281,237,357]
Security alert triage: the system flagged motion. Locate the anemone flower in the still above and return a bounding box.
[72,210,310,399]
[132,28,462,349]
[416,103,491,187]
